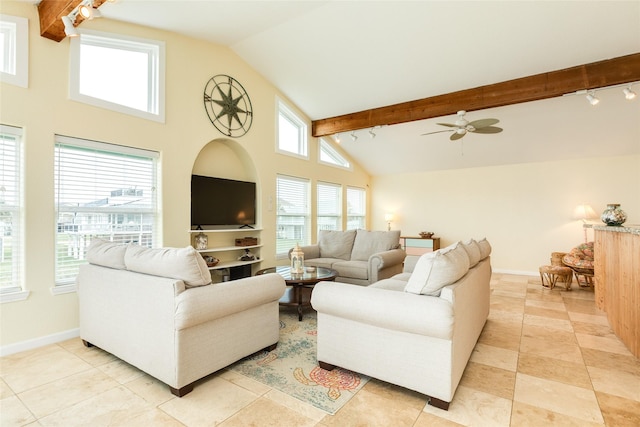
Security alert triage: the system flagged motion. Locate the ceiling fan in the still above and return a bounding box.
[421,110,503,141]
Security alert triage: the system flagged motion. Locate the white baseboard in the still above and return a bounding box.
[1,328,80,357]
[493,268,538,277]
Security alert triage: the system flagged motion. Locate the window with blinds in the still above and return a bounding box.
[0,125,23,294]
[317,181,342,232]
[54,136,160,286]
[276,175,310,258]
[346,186,366,230]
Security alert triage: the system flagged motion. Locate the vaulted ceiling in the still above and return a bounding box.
[36,1,640,175]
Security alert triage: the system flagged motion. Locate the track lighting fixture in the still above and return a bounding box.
[368,128,376,138]
[350,131,358,142]
[334,134,341,143]
[79,2,102,20]
[62,14,79,38]
[624,87,637,100]
[586,91,599,106]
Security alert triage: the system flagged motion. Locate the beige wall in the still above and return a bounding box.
[372,155,640,273]
[0,3,369,349]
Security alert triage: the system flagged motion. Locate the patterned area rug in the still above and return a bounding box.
[229,310,369,414]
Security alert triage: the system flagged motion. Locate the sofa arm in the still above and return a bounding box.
[288,244,320,260]
[175,273,285,330]
[368,248,406,282]
[311,281,453,339]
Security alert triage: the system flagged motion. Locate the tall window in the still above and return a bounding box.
[0,125,23,295]
[277,100,307,158]
[317,181,342,232]
[54,136,160,287]
[346,186,366,230]
[70,31,165,122]
[0,14,28,88]
[319,138,350,169]
[276,175,310,257]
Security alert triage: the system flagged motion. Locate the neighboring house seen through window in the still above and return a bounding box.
[276,175,310,258]
[54,136,160,288]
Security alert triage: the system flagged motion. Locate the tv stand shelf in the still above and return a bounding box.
[189,228,263,278]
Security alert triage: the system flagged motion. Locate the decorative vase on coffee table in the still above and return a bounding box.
[601,203,627,226]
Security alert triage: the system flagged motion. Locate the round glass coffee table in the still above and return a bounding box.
[256,266,338,321]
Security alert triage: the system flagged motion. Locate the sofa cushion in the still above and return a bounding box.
[305,258,342,270]
[477,238,492,260]
[86,239,127,270]
[404,242,470,296]
[318,229,356,260]
[462,239,481,267]
[351,229,401,261]
[370,278,407,291]
[124,244,212,288]
[332,260,368,280]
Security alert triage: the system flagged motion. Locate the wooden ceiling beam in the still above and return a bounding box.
[38,0,108,42]
[312,53,640,137]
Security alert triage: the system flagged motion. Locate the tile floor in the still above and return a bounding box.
[1,273,639,426]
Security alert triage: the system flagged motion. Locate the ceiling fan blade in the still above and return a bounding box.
[468,118,499,128]
[436,122,458,128]
[421,129,455,136]
[472,126,503,134]
[450,132,465,141]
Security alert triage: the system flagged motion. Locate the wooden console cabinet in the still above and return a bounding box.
[592,224,640,358]
[400,236,440,255]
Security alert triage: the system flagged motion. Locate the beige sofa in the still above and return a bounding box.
[311,238,492,410]
[77,239,285,397]
[291,229,405,285]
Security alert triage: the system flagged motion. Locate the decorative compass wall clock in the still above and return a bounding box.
[203,75,253,137]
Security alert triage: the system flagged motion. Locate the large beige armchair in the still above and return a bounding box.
[290,229,405,285]
[77,239,285,397]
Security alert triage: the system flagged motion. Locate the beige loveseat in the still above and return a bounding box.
[77,239,285,397]
[291,229,405,285]
[311,238,492,410]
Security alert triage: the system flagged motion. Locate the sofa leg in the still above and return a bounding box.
[170,383,194,397]
[428,396,450,410]
[318,361,336,371]
[81,340,94,348]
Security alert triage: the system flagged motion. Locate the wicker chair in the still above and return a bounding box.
[562,242,594,287]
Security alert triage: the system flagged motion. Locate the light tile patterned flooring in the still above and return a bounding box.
[1,273,639,426]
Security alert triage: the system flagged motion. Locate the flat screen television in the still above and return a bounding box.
[191,175,256,228]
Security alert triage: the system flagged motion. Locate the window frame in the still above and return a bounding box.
[275,175,310,259]
[317,181,342,233]
[318,138,351,170]
[53,135,161,292]
[69,30,166,123]
[0,125,26,302]
[276,99,308,159]
[346,186,367,230]
[0,14,28,88]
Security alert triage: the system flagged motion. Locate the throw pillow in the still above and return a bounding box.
[86,238,127,270]
[404,242,470,296]
[477,238,492,260]
[351,229,401,261]
[124,245,212,288]
[462,239,481,267]
[318,229,356,260]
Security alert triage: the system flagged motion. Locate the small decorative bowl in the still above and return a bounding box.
[419,231,434,239]
[203,255,219,267]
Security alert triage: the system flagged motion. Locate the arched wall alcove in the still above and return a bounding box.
[191,138,261,228]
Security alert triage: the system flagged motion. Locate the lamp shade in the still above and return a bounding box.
[573,204,597,221]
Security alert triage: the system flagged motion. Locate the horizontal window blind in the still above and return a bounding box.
[54,136,159,285]
[317,181,342,232]
[276,175,310,257]
[346,186,366,230]
[0,125,23,293]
